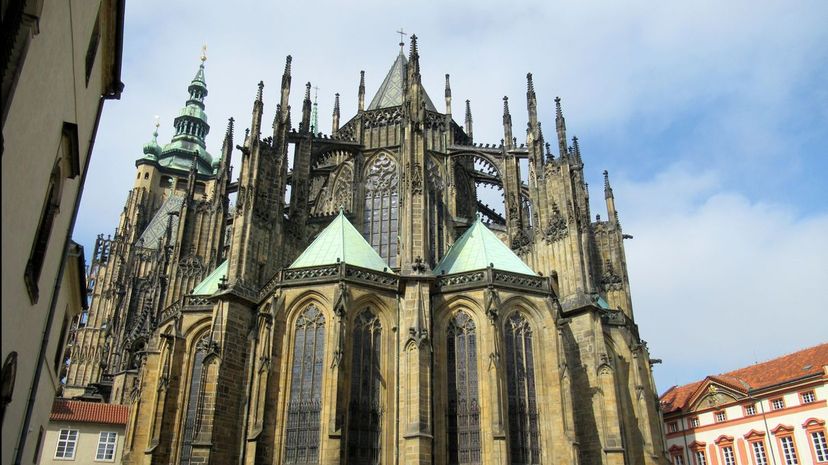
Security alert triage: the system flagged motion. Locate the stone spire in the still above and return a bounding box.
[465,99,473,143]
[301,82,312,133]
[526,73,538,132]
[250,81,264,139]
[279,55,292,124]
[332,92,340,133]
[604,169,617,223]
[310,86,319,134]
[358,70,365,112]
[555,96,567,157]
[503,96,513,149]
[444,74,452,117]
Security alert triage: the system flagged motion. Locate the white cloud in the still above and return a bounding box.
[611,166,828,392]
[73,0,828,394]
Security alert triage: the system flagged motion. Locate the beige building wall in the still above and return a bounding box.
[38,422,126,465]
[1,1,124,464]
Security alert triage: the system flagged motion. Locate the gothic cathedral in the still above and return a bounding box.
[64,36,668,465]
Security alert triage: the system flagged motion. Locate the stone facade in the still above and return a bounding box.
[65,36,668,464]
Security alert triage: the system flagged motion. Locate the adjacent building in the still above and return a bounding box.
[1,1,124,464]
[37,399,128,465]
[660,343,828,465]
[65,36,669,464]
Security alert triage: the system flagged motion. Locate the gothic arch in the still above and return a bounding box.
[362,152,400,267]
[345,309,384,464]
[177,329,211,465]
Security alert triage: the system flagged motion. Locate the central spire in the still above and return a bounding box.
[366,44,438,112]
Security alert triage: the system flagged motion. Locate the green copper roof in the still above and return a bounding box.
[434,217,537,276]
[289,210,391,272]
[192,260,228,295]
[367,51,437,112]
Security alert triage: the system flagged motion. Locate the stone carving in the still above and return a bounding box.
[543,202,569,243]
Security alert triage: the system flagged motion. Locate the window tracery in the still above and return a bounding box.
[284,305,326,464]
[447,311,481,464]
[363,154,398,267]
[179,333,209,465]
[346,310,382,464]
[504,312,541,464]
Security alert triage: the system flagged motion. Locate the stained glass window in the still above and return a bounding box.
[284,306,326,464]
[347,311,383,464]
[180,335,208,465]
[363,154,398,267]
[505,312,540,464]
[447,312,481,464]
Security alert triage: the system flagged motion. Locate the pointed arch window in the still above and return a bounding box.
[347,310,382,464]
[447,311,481,464]
[504,312,541,464]
[427,158,445,266]
[362,153,398,267]
[179,334,209,465]
[284,306,326,464]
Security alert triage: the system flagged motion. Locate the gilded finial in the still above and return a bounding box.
[397,28,407,51]
[153,115,160,136]
[200,44,207,63]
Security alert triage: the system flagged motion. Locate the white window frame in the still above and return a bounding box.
[721,445,735,465]
[771,398,785,410]
[813,431,828,462]
[745,404,756,416]
[715,411,727,423]
[672,453,685,465]
[695,450,707,465]
[95,431,118,462]
[54,429,78,460]
[752,441,768,465]
[801,391,816,404]
[779,435,799,465]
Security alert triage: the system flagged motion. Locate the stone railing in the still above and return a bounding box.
[436,267,549,294]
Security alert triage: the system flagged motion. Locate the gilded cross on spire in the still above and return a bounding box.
[396,28,407,51]
[200,43,207,62]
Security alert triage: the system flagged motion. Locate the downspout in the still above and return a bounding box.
[395,293,401,465]
[750,388,778,465]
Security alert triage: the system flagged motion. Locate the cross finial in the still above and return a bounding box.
[397,28,407,50]
[312,85,320,101]
[200,43,207,62]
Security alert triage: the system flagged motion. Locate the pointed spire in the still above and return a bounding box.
[142,116,162,159]
[223,117,234,150]
[603,170,614,198]
[332,92,340,134]
[251,81,264,138]
[301,82,312,133]
[167,51,211,171]
[310,85,319,134]
[555,96,567,156]
[465,99,473,143]
[444,74,452,117]
[502,96,513,149]
[279,55,292,124]
[409,34,420,74]
[604,170,617,223]
[526,73,538,131]
[358,70,365,112]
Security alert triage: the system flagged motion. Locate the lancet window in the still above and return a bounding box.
[284,306,326,464]
[346,310,383,464]
[447,311,481,464]
[427,158,445,266]
[362,153,398,267]
[179,334,209,465]
[504,312,541,464]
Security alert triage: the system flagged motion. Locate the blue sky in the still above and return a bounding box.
[75,0,828,393]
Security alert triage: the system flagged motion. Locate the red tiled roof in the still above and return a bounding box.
[50,399,129,425]
[660,342,828,413]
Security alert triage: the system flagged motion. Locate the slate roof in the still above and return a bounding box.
[660,342,828,413]
[50,399,129,425]
[192,260,228,295]
[367,51,438,112]
[137,194,184,248]
[434,217,536,276]
[289,210,391,272]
